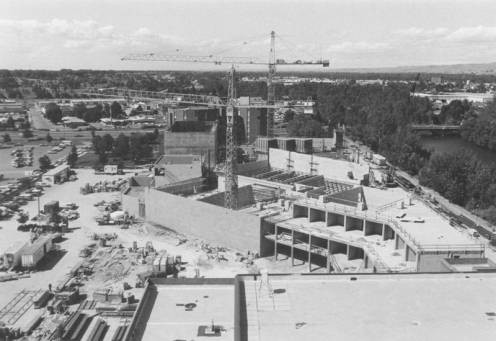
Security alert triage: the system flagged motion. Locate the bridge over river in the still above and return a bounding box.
[410,124,461,134]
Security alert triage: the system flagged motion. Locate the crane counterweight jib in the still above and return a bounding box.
[122,53,329,67]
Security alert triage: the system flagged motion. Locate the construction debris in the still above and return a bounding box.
[80,179,127,195]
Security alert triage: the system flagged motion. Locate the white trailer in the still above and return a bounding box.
[372,154,387,166]
[104,165,119,175]
[21,236,53,268]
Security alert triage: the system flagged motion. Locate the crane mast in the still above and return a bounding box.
[225,66,238,209]
[121,31,329,210]
[267,31,276,137]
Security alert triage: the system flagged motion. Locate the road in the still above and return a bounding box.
[25,106,160,142]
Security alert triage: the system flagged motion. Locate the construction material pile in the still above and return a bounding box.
[80,179,127,195]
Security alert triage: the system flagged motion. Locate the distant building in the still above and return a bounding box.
[42,164,70,184]
[0,101,25,114]
[431,76,443,85]
[414,92,494,104]
[61,116,88,128]
[166,107,219,127]
[238,97,265,143]
[163,121,218,163]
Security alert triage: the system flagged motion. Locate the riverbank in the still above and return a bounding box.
[421,135,496,166]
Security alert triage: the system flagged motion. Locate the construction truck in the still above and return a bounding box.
[96,211,127,225]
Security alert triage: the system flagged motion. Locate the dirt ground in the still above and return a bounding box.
[0,168,304,312]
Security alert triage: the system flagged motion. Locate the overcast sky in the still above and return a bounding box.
[1,0,496,70]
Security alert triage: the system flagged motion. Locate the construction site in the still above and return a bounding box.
[1,30,496,341]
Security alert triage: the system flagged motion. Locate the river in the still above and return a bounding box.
[421,135,496,166]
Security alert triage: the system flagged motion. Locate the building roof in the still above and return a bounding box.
[154,154,201,166]
[44,164,69,176]
[154,155,203,186]
[239,272,496,341]
[21,235,52,255]
[140,281,234,341]
[61,116,86,124]
[361,187,478,247]
[129,176,154,187]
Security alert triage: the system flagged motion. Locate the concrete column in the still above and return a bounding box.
[346,244,350,260]
[291,229,294,266]
[343,215,347,229]
[382,224,386,241]
[308,235,312,272]
[362,219,367,235]
[394,233,399,249]
[274,225,278,261]
[326,239,331,272]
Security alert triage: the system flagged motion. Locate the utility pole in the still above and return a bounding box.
[224,66,238,210]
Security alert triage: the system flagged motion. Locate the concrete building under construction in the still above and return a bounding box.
[124,272,496,341]
[122,148,485,274]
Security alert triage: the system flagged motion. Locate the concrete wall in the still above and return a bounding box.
[418,251,484,272]
[218,174,293,193]
[269,149,368,184]
[122,192,141,218]
[144,188,262,252]
[239,107,261,144]
[312,138,336,152]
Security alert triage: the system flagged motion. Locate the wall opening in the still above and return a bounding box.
[330,241,347,255]
[309,208,326,223]
[327,212,344,227]
[364,221,383,236]
[293,205,309,218]
[348,246,364,260]
[405,245,417,262]
[383,225,395,240]
[345,216,363,232]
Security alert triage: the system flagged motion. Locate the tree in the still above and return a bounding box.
[287,116,323,137]
[113,134,130,158]
[283,109,296,123]
[22,129,33,138]
[129,134,152,162]
[92,135,104,155]
[102,134,114,153]
[45,102,63,123]
[46,133,53,143]
[67,145,78,167]
[73,103,87,119]
[130,105,143,116]
[38,155,52,172]
[110,101,124,118]
[2,133,11,143]
[6,116,14,129]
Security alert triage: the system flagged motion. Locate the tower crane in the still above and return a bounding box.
[121,31,329,210]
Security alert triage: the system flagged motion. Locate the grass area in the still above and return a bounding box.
[75,151,99,168]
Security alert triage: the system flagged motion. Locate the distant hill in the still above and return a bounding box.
[334,62,496,75]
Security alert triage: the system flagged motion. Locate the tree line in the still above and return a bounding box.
[91,129,159,166]
[460,96,496,151]
[419,150,496,224]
